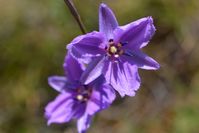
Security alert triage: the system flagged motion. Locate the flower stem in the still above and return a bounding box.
[64,0,87,34]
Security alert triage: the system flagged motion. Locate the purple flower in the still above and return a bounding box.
[45,54,115,133]
[67,3,160,97]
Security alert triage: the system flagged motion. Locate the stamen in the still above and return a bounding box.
[118,43,122,47]
[83,98,88,101]
[109,39,114,42]
[120,42,128,46]
[119,50,124,55]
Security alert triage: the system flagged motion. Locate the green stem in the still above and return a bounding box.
[64,0,87,34]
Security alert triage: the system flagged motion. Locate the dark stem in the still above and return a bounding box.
[64,0,87,34]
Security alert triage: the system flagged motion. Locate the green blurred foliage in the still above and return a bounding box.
[1,0,199,132]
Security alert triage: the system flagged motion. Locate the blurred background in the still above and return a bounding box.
[1,0,199,133]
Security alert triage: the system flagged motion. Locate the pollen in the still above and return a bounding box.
[114,54,119,58]
[109,46,117,54]
[76,94,84,101]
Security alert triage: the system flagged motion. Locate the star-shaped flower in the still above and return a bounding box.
[45,54,115,133]
[67,3,160,97]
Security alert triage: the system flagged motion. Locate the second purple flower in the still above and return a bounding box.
[45,54,115,133]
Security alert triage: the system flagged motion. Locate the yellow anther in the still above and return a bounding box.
[110,46,117,54]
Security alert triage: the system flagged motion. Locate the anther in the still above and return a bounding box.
[76,95,83,101]
[120,42,128,46]
[83,98,88,102]
[109,46,117,54]
[119,50,124,55]
[114,54,119,58]
[109,39,114,42]
[118,43,122,47]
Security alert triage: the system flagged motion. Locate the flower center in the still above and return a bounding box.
[75,86,92,102]
[106,39,124,58]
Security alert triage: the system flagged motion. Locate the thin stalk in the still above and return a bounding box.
[64,0,86,34]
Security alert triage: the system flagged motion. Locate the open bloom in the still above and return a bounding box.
[68,3,160,97]
[45,54,115,133]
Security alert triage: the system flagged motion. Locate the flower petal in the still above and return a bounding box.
[90,85,115,114]
[77,114,92,133]
[114,16,156,50]
[99,3,118,40]
[80,56,106,85]
[45,93,74,125]
[67,31,105,64]
[45,93,86,125]
[125,50,160,70]
[48,76,78,92]
[99,83,116,105]
[63,53,84,82]
[85,76,116,115]
[103,57,141,97]
[71,102,87,120]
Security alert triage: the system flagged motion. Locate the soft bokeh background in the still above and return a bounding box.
[1,0,199,133]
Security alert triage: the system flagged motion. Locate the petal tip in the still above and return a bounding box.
[148,16,153,21]
[66,43,72,50]
[48,76,54,86]
[119,91,136,97]
[148,16,156,32]
[150,62,160,70]
[155,63,160,70]
[100,3,107,8]
[147,16,153,22]
[47,121,52,126]
[99,3,110,14]
[151,59,160,70]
